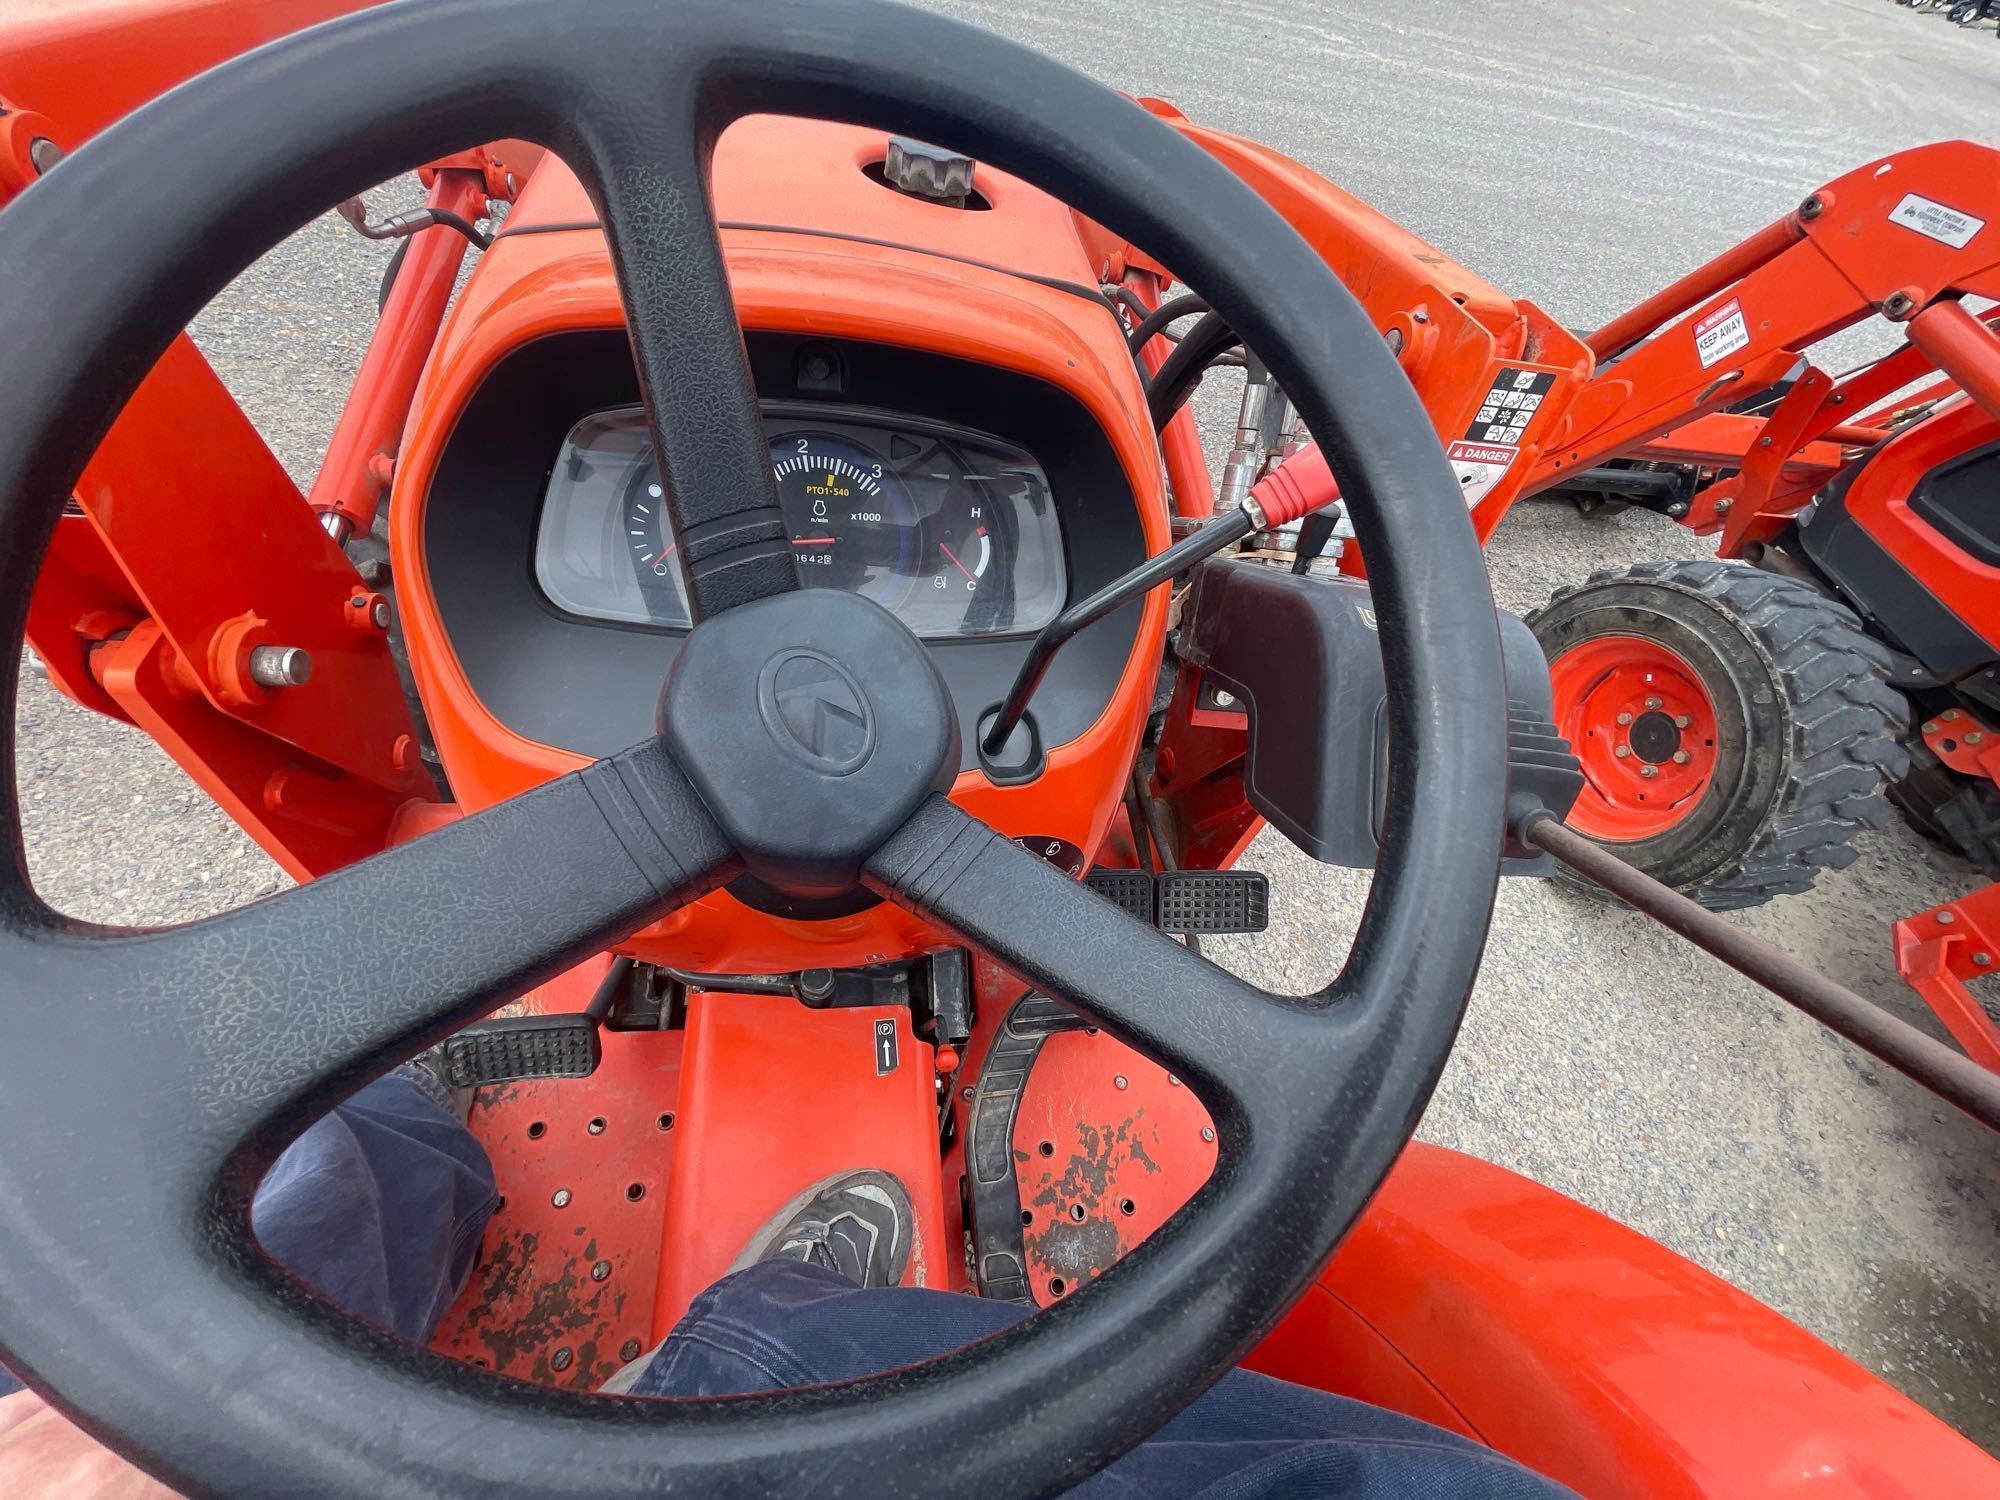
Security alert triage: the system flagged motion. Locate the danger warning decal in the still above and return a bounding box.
[1453,367,1553,508]
[1694,298,1750,369]
[1447,441,1516,509]
[1888,192,1985,251]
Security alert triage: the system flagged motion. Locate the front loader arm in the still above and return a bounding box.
[1105,131,2000,578]
[1,0,432,879]
[1523,141,2000,537]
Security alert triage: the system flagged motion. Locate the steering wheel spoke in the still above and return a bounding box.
[570,63,798,622]
[0,737,734,1202]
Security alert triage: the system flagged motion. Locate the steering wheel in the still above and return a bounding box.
[0,1,1507,1493]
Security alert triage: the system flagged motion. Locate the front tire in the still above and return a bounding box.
[1889,741,2000,876]
[1529,560,1910,910]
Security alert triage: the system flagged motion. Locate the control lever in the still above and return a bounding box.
[980,464,1339,765]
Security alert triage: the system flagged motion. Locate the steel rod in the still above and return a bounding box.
[1522,813,2000,1133]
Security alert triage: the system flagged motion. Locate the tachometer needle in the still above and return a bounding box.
[938,540,976,582]
[791,536,838,546]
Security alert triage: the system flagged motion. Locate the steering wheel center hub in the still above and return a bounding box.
[761,649,877,773]
[660,590,958,896]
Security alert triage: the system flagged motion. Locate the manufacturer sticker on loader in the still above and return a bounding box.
[1888,192,1985,250]
[1694,298,1750,369]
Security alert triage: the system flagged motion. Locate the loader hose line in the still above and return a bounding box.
[1521,813,2000,1133]
[1125,292,1209,354]
[1147,310,1243,429]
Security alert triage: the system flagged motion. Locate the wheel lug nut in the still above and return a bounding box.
[1644,696,1663,709]
[1616,712,1634,726]
[1674,715,1690,728]
[1614,745,1632,759]
[1639,765,1659,779]
[1672,750,1691,765]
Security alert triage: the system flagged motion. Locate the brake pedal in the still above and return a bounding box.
[1155,870,1269,934]
[1085,866,1154,921]
[439,1014,601,1088]
[965,992,1089,1303]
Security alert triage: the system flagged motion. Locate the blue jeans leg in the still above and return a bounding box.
[251,1065,499,1343]
[626,1259,1576,1499]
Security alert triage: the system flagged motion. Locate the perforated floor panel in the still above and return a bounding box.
[430,1029,681,1389]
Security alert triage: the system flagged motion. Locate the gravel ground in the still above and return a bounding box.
[14,0,1999,1455]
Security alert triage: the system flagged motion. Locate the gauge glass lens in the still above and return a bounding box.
[534,404,1066,638]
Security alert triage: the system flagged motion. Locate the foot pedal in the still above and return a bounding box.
[439,1015,601,1088]
[1155,870,1269,934]
[964,992,1087,1304]
[1085,866,1154,921]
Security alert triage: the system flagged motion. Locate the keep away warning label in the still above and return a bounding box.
[1694,298,1750,369]
[1453,366,1554,508]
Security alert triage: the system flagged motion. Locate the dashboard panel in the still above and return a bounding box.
[535,404,1066,638]
[423,330,1148,771]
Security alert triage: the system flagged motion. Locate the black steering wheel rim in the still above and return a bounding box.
[0,2,1509,1495]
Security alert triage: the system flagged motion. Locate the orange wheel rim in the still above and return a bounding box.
[1548,634,1720,840]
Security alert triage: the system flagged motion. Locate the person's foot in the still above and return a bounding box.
[727,1170,913,1289]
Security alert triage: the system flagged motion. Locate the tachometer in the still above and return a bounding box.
[768,434,917,609]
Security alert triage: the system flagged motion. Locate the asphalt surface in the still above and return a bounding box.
[14,0,1999,1457]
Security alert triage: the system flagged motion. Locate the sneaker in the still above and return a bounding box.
[726,1170,913,1289]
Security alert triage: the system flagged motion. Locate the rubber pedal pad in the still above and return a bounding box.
[1155,869,1270,934]
[1085,866,1156,922]
[440,1014,601,1088]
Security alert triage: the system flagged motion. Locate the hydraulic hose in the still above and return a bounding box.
[1146,310,1242,429]
[1125,291,1209,354]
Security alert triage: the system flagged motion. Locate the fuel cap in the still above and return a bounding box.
[882,136,977,206]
